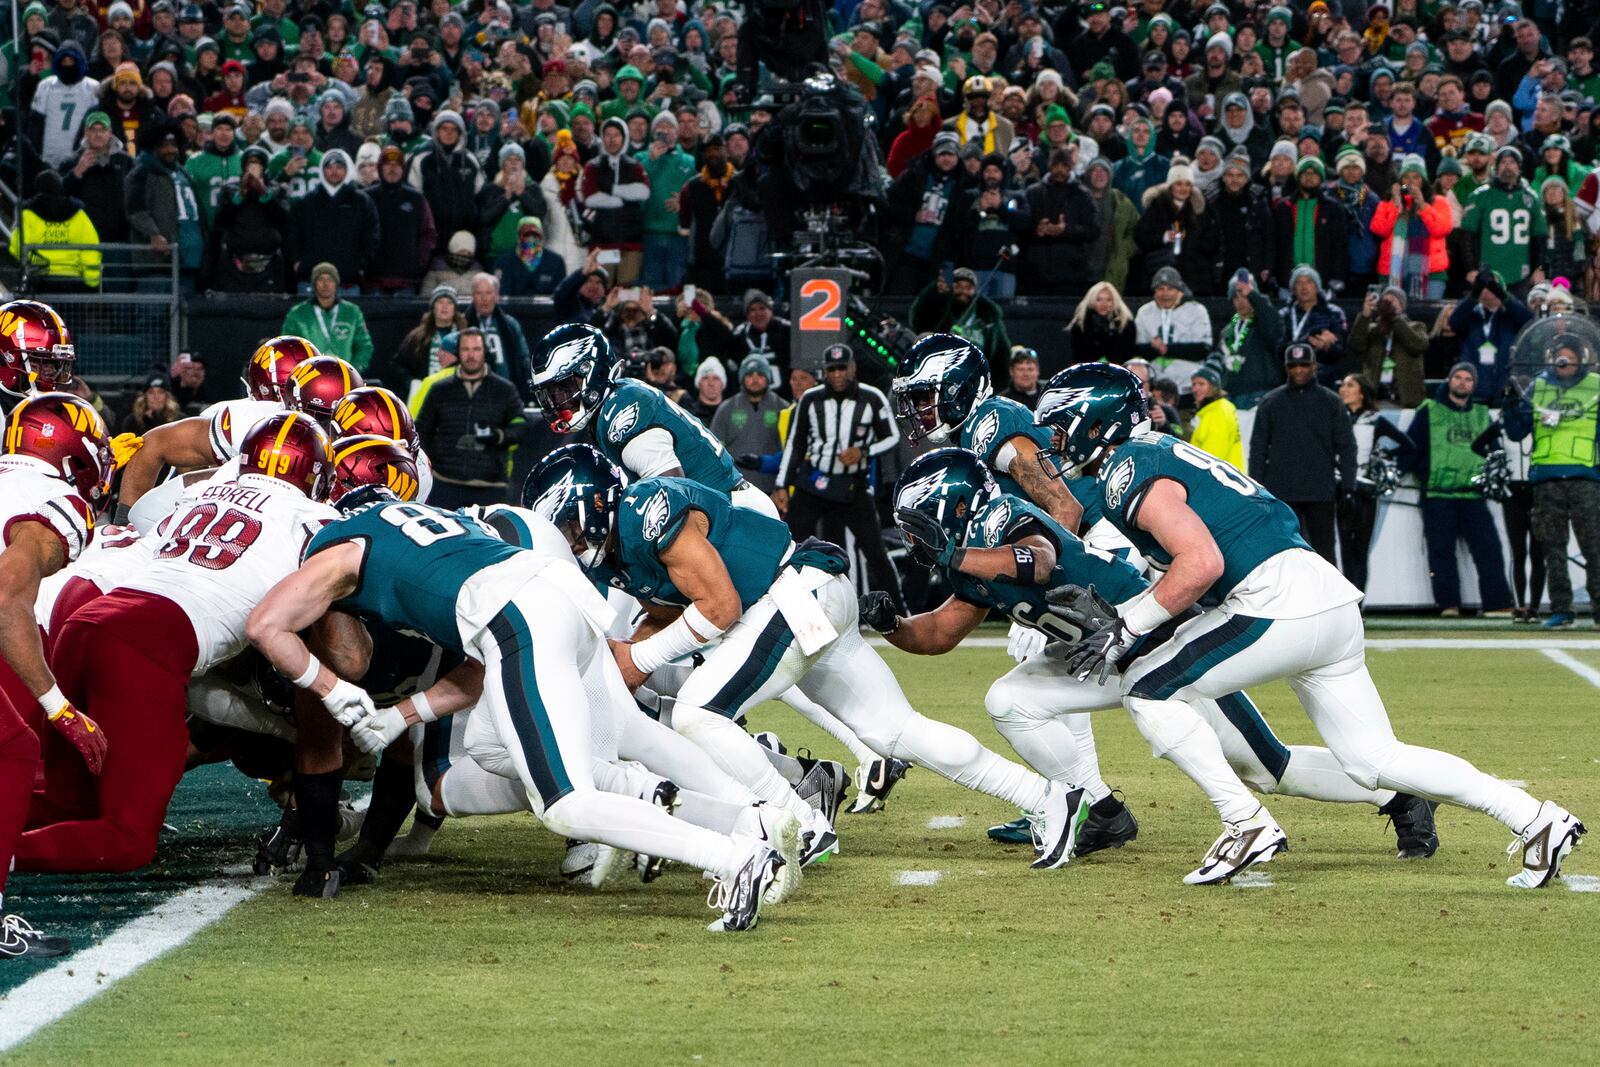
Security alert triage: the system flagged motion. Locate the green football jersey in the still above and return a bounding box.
[605,476,794,608]
[959,396,1103,527]
[594,379,742,494]
[1097,436,1309,603]
[947,495,1148,640]
[306,501,521,652]
[1461,181,1547,283]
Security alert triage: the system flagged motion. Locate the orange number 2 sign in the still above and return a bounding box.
[798,278,843,331]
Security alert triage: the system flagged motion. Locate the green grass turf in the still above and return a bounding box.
[6,643,1599,1066]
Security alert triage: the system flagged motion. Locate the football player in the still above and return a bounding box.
[532,323,903,815]
[14,415,357,892]
[0,301,79,419]
[1037,363,1585,889]
[0,393,111,959]
[891,334,1133,846]
[525,446,1091,870]
[247,490,787,932]
[874,449,1435,881]
[330,386,436,502]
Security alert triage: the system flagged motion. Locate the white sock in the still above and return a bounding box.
[1128,697,1259,824]
[541,791,750,880]
[1064,714,1111,803]
[675,704,813,822]
[618,713,761,804]
[440,760,532,817]
[780,687,880,768]
[889,711,1049,812]
[676,790,748,835]
[1277,746,1392,805]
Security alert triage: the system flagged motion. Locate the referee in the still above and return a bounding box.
[777,344,906,611]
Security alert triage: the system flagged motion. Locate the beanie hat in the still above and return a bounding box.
[1485,99,1513,123]
[1382,285,1407,310]
[1296,155,1326,178]
[1448,360,1479,382]
[499,141,526,165]
[1289,264,1323,290]
[1044,103,1071,127]
[1207,31,1233,57]
[1336,145,1366,174]
[1166,160,1195,185]
[615,64,644,84]
[932,130,961,155]
[1196,135,1225,160]
[1269,139,1298,163]
[1437,155,1463,177]
[384,95,414,122]
[432,109,465,135]
[1399,153,1427,178]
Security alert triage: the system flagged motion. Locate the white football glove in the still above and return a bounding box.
[352,706,409,755]
[321,679,377,728]
[1006,622,1048,664]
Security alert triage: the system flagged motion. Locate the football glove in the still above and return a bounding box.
[109,432,144,470]
[321,679,376,728]
[1043,584,1119,634]
[858,591,900,635]
[351,706,409,755]
[1006,622,1047,664]
[895,506,961,567]
[44,698,107,775]
[1058,616,1138,685]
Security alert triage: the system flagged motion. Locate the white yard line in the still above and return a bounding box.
[1230,872,1275,888]
[926,816,965,829]
[895,871,943,886]
[868,634,1600,651]
[0,879,266,1053]
[1541,649,1600,689]
[1564,875,1600,893]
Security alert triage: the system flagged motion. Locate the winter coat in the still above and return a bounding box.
[578,147,649,247]
[280,298,374,371]
[287,159,381,284]
[209,185,291,292]
[8,189,101,287]
[1068,312,1137,365]
[1084,186,1139,292]
[1350,309,1430,408]
[1370,193,1453,277]
[1207,182,1276,287]
[59,140,131,241]
[415,371,525,486]
[366,176,437,287]
[1272,190,1350,292]
[493,248,568,297]
[408,138,486,257]
[1136,181,1219,294]
[125,149,204,270]
[885,152,966,265]
[1280,297,1352,381]
[1013,175,1100,285]
[1220,290,1287,402]
[1329,181,1381,276]
[1446,295,1533,401]
[1247,377,1357,502]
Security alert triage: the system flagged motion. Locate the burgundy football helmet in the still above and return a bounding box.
[243,335,322,404]
[0,300,75,399]
[330,386,420,454]
[238,412,334,500]
[3,392,113,502]
[328,434,421,504]
[285,356,364,427]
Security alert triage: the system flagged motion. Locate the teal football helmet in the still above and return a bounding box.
[1033,363,1148,478]
[530,323,614,433]
[891,333,993,443]
[522,443,624,569]
[892,447,998,565]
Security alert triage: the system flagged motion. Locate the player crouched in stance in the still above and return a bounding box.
[0,393,112,959]
[525,445,1090,870]
[1037,363,1585,888]
[246,490,786,932]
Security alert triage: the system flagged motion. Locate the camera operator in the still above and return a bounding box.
[1351,285,1428,408]
[735,0,831,96]
[603,286,679,364]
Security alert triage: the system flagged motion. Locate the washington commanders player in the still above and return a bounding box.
[0,300,78,420]
[0,393,112,959]
[329,386,435,502]
[13,414,355,891]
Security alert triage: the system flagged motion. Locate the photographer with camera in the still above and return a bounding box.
[1370,156,1454,301]
[602,286,678,368]
[1351,285,1429,407]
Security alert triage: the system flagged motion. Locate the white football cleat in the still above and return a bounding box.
[1028,783,1089,869]
[735,804,804,903]
[561,839,635,889]
[1184,806,1288,885]
[1507,801,1586,889]
[706,843,783,932]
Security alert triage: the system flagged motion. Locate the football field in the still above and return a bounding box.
[3,629,1598,1066]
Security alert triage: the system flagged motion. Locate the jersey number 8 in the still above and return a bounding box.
[1170,439,1258,496]
[382,503,469,546]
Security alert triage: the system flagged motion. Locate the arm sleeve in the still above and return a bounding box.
[619,427,683,479]
[865,389,900,458]
[775,394,810,488]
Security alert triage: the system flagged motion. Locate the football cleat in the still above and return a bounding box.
[706,845,783,932]
[1507,801,1586,889]
[987,814,1034,844]
[333,850,379,888]
[1379,792,1439,859]
[561,840,635,889]
[1541,612,1576,630]
[253,807,304,874]
[795,753,849,826]
[735,804,804,904]
[799,823,840,868]
[292,863,342,899]
[1184,806,1288,885]
[0,913,71,959]
[636,780,680,883]
[752,731,786,756]
[336,797,366,842]
[1075,796,1140,856]
[387,808,444,858]
[847,757,912,814]
[1029,784,1089,869]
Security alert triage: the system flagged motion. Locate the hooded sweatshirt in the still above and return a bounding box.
[287,149,380,285]
[32,42,100,166]
[579,117,649,247]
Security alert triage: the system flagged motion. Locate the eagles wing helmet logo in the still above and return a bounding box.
[979,499,1012,546]
[914,346,968,385]
[544,335,594,377]
[639,488,671,541]
[1103,457,1136,510]
[607,402,640,444]
[969,409,1001,456]
[530,470,579,522]
[895,467,949,511]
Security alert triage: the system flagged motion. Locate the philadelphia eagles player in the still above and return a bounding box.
[530,323,906,816]
[1037,363,1585,889]
[247,489,787,931]
[869,448,1440,881]
[892,333,1135,847]
[525,446,1092,870]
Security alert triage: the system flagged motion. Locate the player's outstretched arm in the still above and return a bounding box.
[118,417,220,507]
[865,593,988,656]
[1134,479,1223,618]
[350,660,487,756]
[614,511,739,687]
[1007,435,1085,534]
[247,542,367,718]
[949,533,1058,585]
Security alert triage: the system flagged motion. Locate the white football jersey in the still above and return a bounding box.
[34,524,155,630]
[115,474,338,674]
[129,457,239,535]
[416,447,435,503]
[201,398,283,463]
[0,455,94,564]
[31,76,101,167]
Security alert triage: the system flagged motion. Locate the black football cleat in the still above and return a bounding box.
[1380,792,1440,859]
[293,863,342,899]
[334,843,380,888]
[846,758,912,814]
[253,806,304,875]
[1075,796,1140,856]
[795,752,849,825]
[0,913,71,960]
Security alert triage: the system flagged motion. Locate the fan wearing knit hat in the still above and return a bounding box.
[1136,157,1215,295]
[1272,153,1349,295]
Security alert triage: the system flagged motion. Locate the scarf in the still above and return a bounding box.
[958,111,998,154]
[699,161,732,203]
[1292,195,1318,267]
[1388,205,1431,298]
[1219,313,1252,371]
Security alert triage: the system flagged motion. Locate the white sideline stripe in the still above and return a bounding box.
[1230,872,1274,888]
[1564,875,1600,893]
[1541,649,1600,689]
[926,816,965,829]
[0,879,265,1053]
[867,634,1600,651]
[896,870,943,886]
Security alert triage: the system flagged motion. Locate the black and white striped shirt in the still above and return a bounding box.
[777,381,900,486]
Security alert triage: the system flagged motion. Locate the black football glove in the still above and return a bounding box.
[735,453,762,471]
[1058,615,1138,685]
[1043,584,1118,634]
[895,506,961,567]
[858,591,900,634]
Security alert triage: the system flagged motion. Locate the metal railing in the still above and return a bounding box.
[10,241,182,377]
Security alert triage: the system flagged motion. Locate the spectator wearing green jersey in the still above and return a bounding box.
[1460,146,1547,291]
